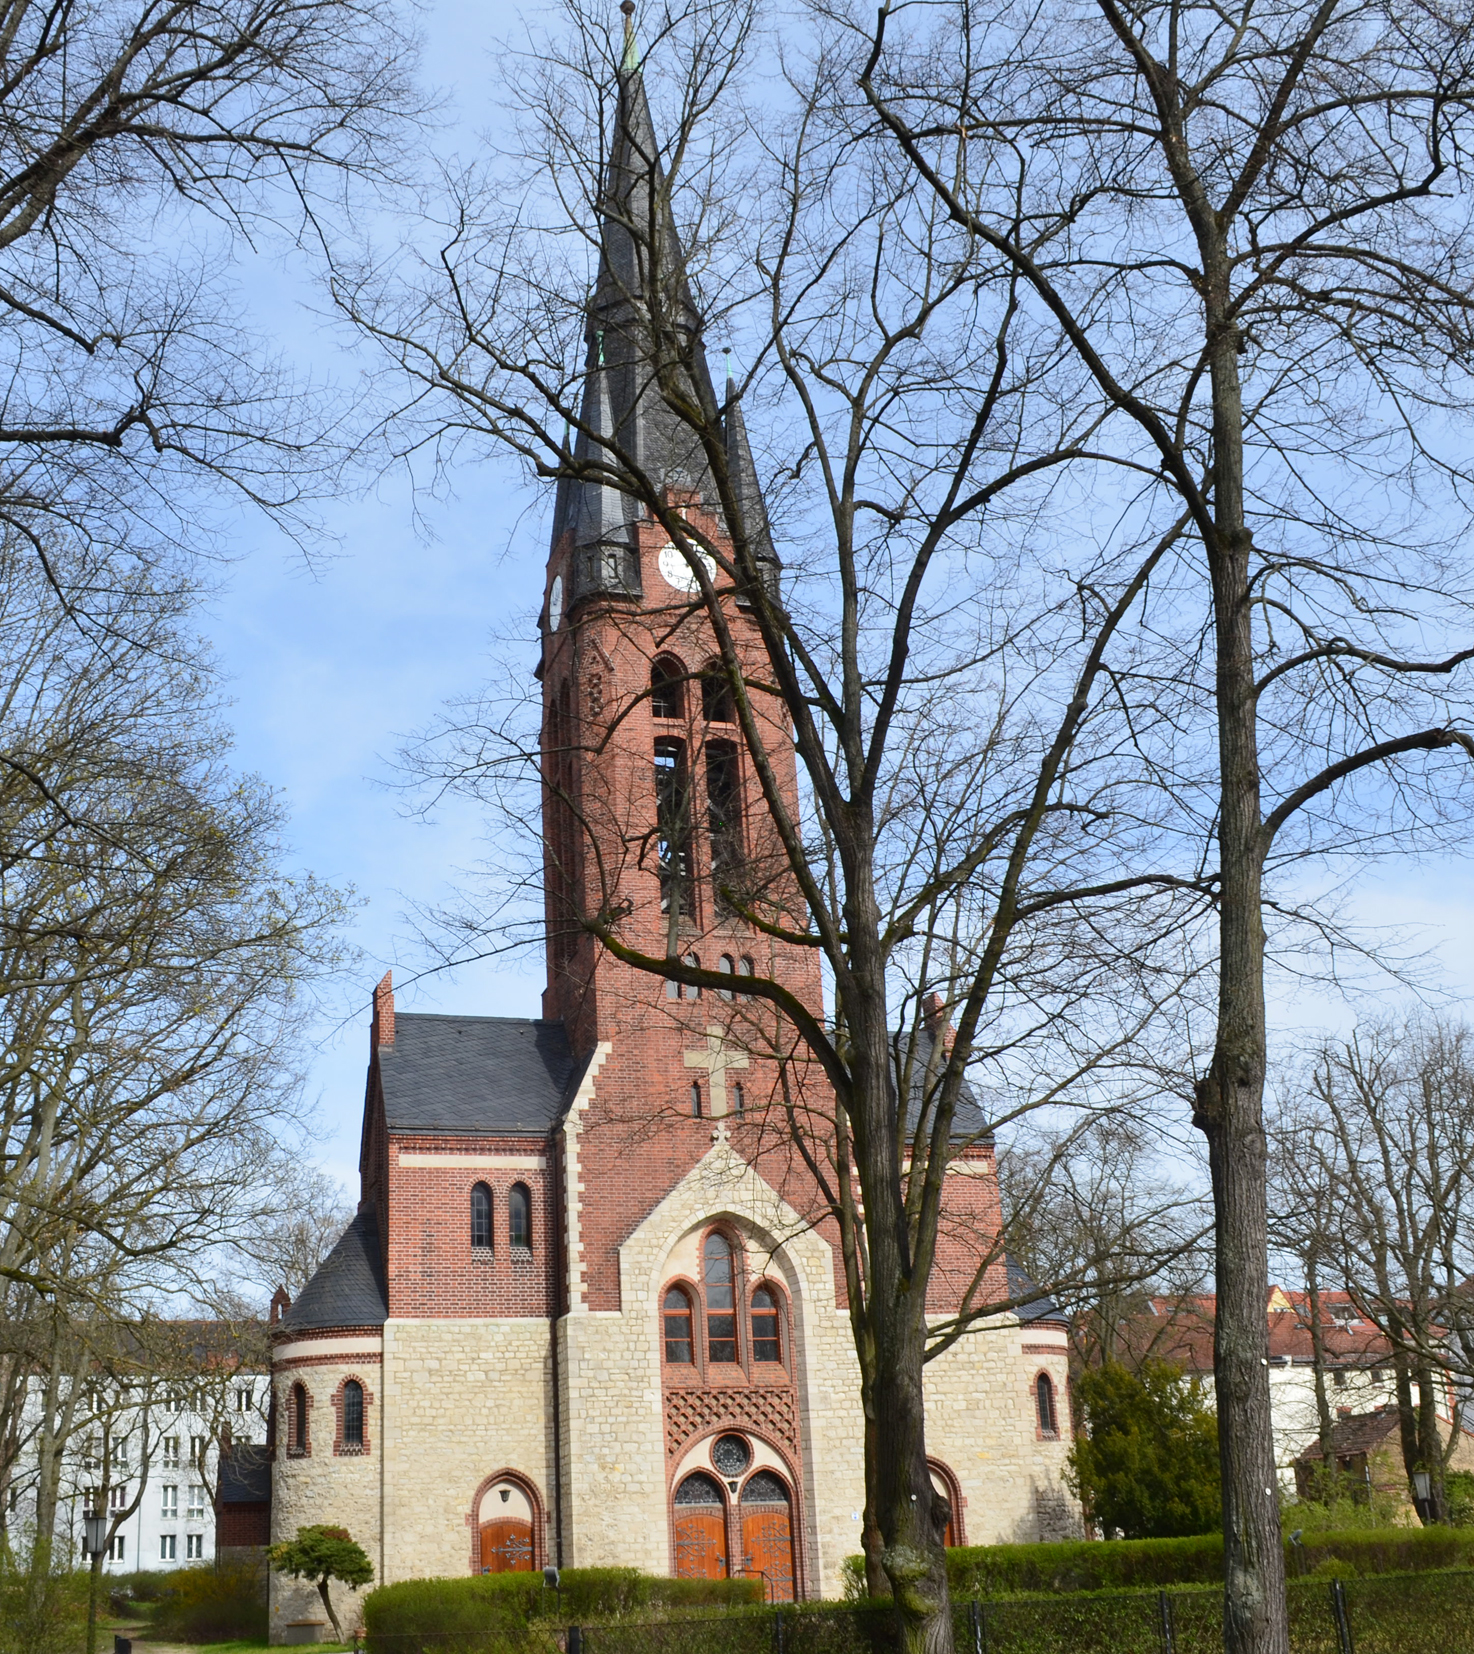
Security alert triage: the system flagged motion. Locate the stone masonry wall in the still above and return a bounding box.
[268,1335,382,1645]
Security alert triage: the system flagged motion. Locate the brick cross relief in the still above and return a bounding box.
[682,1025,749,1117]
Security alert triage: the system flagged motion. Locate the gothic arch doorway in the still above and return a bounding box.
[673,1471,728,1579]
[474,1474,538,1573]
[739,1469,795,1601]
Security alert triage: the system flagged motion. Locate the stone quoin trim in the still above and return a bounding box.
[466,1467,547,1575]
[561,1041,612,1312]
[331,1374,374,1456]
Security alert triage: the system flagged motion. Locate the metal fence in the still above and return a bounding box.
[364,1568,1474,1654]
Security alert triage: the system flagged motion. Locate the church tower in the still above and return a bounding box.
[264,23,1078,1638]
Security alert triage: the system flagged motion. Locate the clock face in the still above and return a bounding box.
[658,542,716,594]
[547,574,563,631]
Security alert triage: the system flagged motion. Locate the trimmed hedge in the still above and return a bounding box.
[841,1526,1474,1599]
[363,1567,764,1652]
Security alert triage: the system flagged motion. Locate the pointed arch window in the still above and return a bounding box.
[704,1232,738,1363]
[751,1284,783,1364]
[1035,1372,1059,1438]
[663,1287,695,1364]
[341,1380,364,1448]
[705,740,743,907]
[509,1184,532,1250]
[701,667,735,723]
[471,1184,493,1250]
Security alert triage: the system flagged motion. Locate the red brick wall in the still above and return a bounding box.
[384,1134,556,1318]
[217,1503,271,1547]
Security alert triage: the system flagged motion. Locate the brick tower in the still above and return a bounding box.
[264,32,1077,1640]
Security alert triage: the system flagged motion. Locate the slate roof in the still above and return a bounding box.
[218,1442,271,1505]
[1007,1260,1067,1325]
[895,1024,992,1144]
[378,1014,578,1136]
[278,1210,388,1333]
[1294,1409,1400,1465]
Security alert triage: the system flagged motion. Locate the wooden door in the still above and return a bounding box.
[479,1518,533,1573]
[739,1471,795,1601]
[673,1507,728,1579]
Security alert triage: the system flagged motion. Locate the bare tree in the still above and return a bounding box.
[855,1,1474,1644]
[339,4,1219,1646]
[1275,1019,1474,1523]
[233,1167,355,1303]
[0,0,422,629]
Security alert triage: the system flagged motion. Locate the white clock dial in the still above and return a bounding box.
[658,542,716,594]
[547,574,563,631]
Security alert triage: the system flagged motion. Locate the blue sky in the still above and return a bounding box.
[200,0,1474,1204]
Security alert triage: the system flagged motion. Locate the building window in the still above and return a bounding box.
[751,1285,782,1364]
[1035,1372,1059,1438]
[1333,1369,1347,1389]
[161,1485,178,1519]
[188,1435,206,1468]
[704,1232,739,1364]
[664,1287,695,1364]
[690,1082,703,1117]
[108,1534,125,1562]
[186,1533,204,1560]
[655,738,691,916]
[236,1387,252,1413]
[342,1381,364,1448]
[509,1184,532,1250]
[187,1486,207,1519]
[718,955,735,999]
[471,1183,493,1249]
[733,1083,745,1116]
[652,657,685,720]
[706,741,743,906]
[161,1436,180,1469]
[702,667,735,724]
[160,1534,176,1562]
[291,1383,309,1455]
[109,1484,129,1511]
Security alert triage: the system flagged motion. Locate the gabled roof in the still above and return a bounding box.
[1134,1289,1393,1373]
[1294,1408,1400,1464]
[278,1210,388,1334]
[894,1022,992,1144]
[378,1014,578,1136]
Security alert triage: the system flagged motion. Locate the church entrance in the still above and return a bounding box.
[673,1472,728,1579]
[478,1479,535,1573]
[738,1470,795,1602]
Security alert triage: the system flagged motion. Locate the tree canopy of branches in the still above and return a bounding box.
[0,0,421,625]
[854,0,1474,1644]
[1274,1018,1474,1525]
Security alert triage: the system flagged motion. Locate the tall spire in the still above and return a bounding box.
[549,11,778,611]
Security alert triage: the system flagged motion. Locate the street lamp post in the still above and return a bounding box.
[1413,1470,1433,1526]
[82,1508,109,1654]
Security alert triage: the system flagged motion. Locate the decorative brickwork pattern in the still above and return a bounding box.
[664,1385,800,1462]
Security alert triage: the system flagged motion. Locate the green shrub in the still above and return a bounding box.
[150,1560,269,1642]
[363,1568,764,1653]
[1447,1471,1474,1527]
[0,1560,87,1654]
[842,1525,1474,1600]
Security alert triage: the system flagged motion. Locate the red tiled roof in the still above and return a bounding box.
[1120,1287,1392,1372]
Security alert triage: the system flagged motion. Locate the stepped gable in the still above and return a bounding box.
[278,1209,388,1333]
[378,1013,576,1136]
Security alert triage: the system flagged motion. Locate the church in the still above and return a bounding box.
[266,34,1077,1642]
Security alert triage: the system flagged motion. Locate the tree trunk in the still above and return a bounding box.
[1191,273,1290,1654]
[1306,1258,1337,1489]
[316,1575,344,1644]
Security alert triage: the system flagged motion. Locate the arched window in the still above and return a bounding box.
[751,1285,782,1364]
[509,1184,532,1250]
[654,738,691,916]
[704,1232,738,1363]
[651,658,685,719]
[682,953,701,998]
[663,1287,694,1363]
[1035,1372,1059,1437]
[718,956,735,1000]
[342,1380,364,1448]
[291,1383,308,1455]
[701,667,735,723]
[733,1083,746,1117]
[739,956,754,980]
[471,1183,493,1250]
[706,740,743,907]
[690,1082,703,1117]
